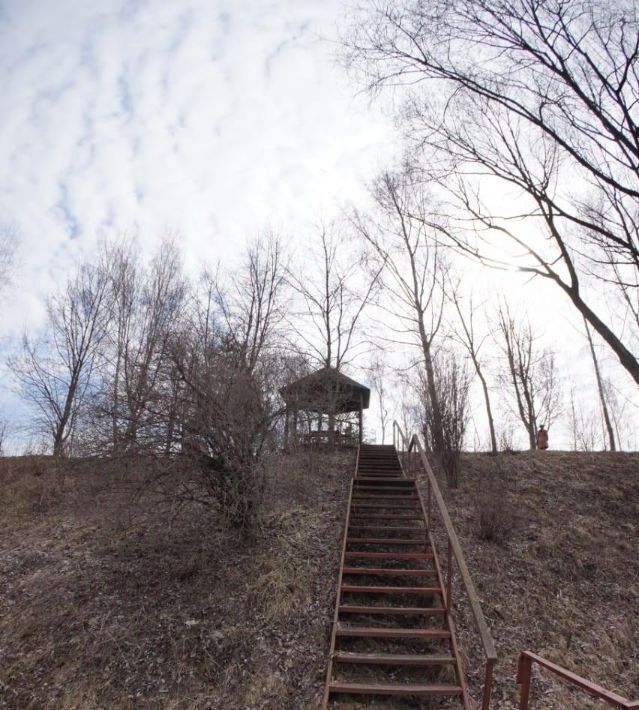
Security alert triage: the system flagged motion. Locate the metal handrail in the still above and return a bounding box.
[392,420,497,710]
[517,651,639,709]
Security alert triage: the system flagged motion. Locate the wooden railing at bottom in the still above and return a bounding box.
[392,421,497,710]
[517,652,639,709]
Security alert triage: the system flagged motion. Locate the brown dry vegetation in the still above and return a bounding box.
[426,451,639,710]
[0,450,354,710]
[1,450,637,710]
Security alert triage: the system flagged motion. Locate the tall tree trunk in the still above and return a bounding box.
[476,364,497,454]
[584,319,616,451]
[53,433,64,457]
[563,284,639,386]
[422,341,444,453]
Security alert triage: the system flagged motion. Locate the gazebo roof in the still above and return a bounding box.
[279,366,370,414]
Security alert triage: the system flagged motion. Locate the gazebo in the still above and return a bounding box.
[280,366,370,447]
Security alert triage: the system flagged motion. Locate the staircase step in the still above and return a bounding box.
[347,526,425,532]
[328,680,462,697]
[347,538,426,546]
[333,651,453,665]
[344,551,432,560]
[349,513,423,520]
[353,478,415,493]
[336,625,451,639]
[356,472,403,476]
[354,477,414,485]
[338,604,445,616]
[351,502,420,508]
[341,584,442,595]
[342,567,435,576]
[351,494,418,500]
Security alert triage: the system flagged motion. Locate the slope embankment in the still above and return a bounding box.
[428,451,639,710]
[0,450,637,709]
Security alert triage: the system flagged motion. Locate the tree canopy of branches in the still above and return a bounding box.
[287,225,381,371]
[213,235,287,375]
[353,170,448,452]
[367,350,391,444]
[10,259,113,455]
[101,240,186,453]
[346,0,639,384]
[9,234,289,529]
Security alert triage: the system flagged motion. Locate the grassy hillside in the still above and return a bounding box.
[0,449,637,709]
[0,451,354,709]
[430,451,639,710]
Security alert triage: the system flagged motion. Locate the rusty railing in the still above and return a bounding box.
[392,421,497,710]
[517,651,639,709]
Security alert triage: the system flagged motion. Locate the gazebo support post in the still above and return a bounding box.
[358,393,363,445]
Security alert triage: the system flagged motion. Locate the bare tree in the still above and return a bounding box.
[345,0,639,385]
[367,350,390,444]
[352,169,448,452]
[95,240,186,452]
[287,224,380,370]
[213,234,287,374]
[495,304,561,449]
[448,284,498,453]
[420,351,471,487]
[10,259,113,455]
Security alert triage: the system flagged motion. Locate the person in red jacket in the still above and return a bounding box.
[536,425,549,450]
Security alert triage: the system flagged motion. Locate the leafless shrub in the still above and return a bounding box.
[498,427,516,454]
[141,236,289,531]
[421,351,471,488]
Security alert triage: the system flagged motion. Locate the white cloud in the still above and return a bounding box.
[0,0,397,336]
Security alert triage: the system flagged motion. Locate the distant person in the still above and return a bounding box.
[536,425,549,450]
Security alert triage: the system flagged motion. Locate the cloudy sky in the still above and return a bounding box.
[0,0,396,331]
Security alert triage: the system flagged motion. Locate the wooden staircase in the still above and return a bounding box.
[322,443,471,708]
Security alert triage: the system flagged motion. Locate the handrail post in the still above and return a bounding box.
[517,653,533,710]
[482,658,496,710]
[402,437,406,472]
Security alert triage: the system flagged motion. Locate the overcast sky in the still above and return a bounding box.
[0,0,397,332]
[0,1,637,451]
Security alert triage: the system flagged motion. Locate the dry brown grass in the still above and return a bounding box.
[0,448,354,710]
[2,449,637,709]
[424,451,639,710]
